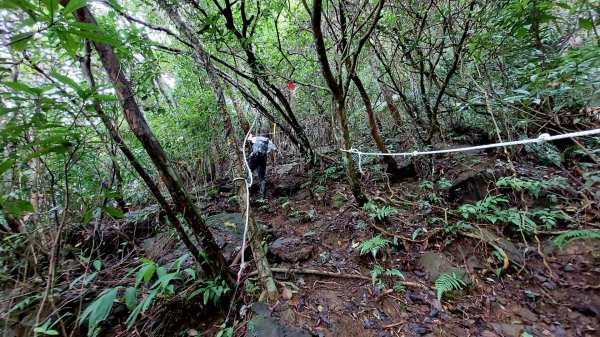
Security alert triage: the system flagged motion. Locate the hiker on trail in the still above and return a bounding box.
[247,133,276,198]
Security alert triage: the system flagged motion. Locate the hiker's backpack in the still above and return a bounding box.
[252,136,270,156]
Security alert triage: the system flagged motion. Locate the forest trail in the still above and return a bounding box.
[161,152,599,337]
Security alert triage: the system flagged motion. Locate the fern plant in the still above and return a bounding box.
[358,235,391,259]
[435,273,467,301]
[362,202,399,221]
[554,229,600,249]
[370,265,405,290]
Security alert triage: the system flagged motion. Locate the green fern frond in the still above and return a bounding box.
[384,268,405,280]
[435,273,466,301]
[370,265,384,285]
[554,229,600,248]
[358,235,390,259]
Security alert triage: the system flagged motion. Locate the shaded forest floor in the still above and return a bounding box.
[3,149,598,337]
[219,151,599,337]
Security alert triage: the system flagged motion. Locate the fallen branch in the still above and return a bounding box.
[248,267,428,289]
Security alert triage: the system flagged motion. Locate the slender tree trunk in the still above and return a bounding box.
[65,1,233,284]
[232,92,251,135]
[337,101,368,205]
[310,0,368,206]
[368,50,403,127]
[351,74,399,179]
[112,160,128,213]
[157,0,278,301]
[78,41,205,271]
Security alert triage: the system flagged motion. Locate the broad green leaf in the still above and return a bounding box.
[156,266,167,279]
[184,268,196,280]
[24,144,68,161]
[62,0,86,15]
[2,199,34,218]
[50,71,84,96]
[79,287,117,333]
[135,262,156,286]
[578,18,593,30]
[82,209,93,224]
[83,272,97,285]
[93,260,102,271]
[203,290,210,304]
[124,287,137,310]
[126,290,155,329]
[100,206,124,218]
[1,81,37,94]
[55,30,79,56]
[0,159,15,176]
[9,32,34,51]
[43,0,60,19]
[66,29,119,45]
[70,21,103,31]
[95,94,117,102]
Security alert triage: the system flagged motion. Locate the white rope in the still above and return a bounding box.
[237,111,259,283]
[341,128,600,170]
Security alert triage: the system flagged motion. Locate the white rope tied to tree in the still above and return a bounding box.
[236,111,260,283]
[341,128,600,174]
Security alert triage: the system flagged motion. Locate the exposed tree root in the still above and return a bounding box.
[248,267,428,289]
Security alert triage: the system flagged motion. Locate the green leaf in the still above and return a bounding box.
[56,30,79,56]
[100,206,124,218]
[578,18,593,30]
[82,209,93,224]
[62,0,87,15]
[1,81,37,94]
[66,29,119,45]
[93,260,102,271]
[203,289,210,304]
[0,159,15,176]
[24,144,68,161]
[50,71,84,96]
[124,287,137,310]
[42,0,60,19]
[79,287,118,333]
[9,32,34,51]
[135,261,156,286]
[34,327,59,335]
[95,94,117,102]
[2,199,34,218]
[184,268,196,280]
[70,22,103,31]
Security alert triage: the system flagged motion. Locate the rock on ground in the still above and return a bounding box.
[418,252,471,285]
[270,237,314,263]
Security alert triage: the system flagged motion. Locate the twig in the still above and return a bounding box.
[383,321,404,329]
[248,267,428,289]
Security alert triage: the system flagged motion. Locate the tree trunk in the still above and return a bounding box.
[79,40,206,272]
[337,101,368,206]
[65,1,233,284]
[351,74,400,179]
[368,50,403,127]
[310,0,368,206]
[232,91,251,135]
[158,0,278,302]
